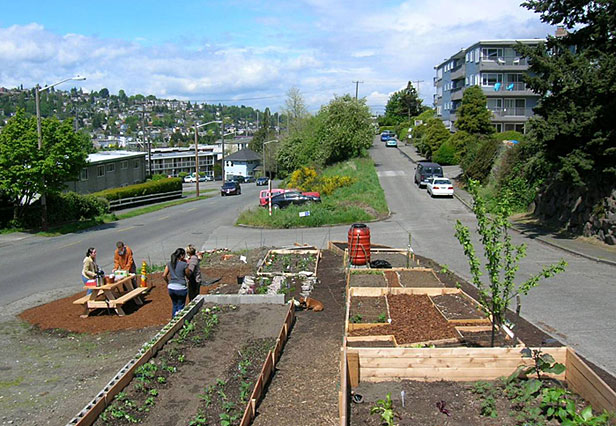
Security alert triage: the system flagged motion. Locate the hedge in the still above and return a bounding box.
[20,192,110,228]
[92,177,182,201]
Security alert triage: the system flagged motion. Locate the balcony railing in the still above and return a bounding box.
[481,55,528,66]
[489,107,535,118]
[482,82,530,92]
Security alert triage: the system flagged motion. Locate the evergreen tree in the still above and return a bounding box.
[455,86,494,135]
[383,82,423,125]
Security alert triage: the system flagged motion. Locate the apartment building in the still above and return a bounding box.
[149,145,220,178]
[434,39,543,132]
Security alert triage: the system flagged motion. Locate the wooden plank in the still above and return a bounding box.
[359,366,565,381]
[352,346,567,359]
[340,345,349,426]
[239,401,253,426]
[347,322,388,332]
[346,335,396,344]
[566,348,616,413]
[110,287,148,306]
[455,325,493,333]
[71,394,107,426]
[347,351,360,388]
[359,356,538,369]
[448,318,491,325]
[261,351,273,380]
[250,375,263,403]
[395,337,461,347]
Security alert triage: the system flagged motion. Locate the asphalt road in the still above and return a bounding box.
[1,138,614,377]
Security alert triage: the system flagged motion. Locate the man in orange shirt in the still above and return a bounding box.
[113,241,137,286]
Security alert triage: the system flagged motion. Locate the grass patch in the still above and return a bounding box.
[237,158,387,228]
[35,194,212,236]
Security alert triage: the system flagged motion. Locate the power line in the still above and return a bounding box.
[352,80,364,100]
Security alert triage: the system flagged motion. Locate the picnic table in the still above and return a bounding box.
[73,274,148,317]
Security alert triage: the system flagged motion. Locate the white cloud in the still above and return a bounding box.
[0,2,554,111]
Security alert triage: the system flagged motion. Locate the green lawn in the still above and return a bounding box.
[236,158,388,228]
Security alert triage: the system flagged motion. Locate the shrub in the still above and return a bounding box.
[494,131,525,143]
[93,178,182,201]
[463,136,501,183]
[448,131,477,163]
[287,166,356,195]
[433,140,457,165]
[22,192,109,227]
[150,174,168,181]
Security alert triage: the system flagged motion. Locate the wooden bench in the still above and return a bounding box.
[110,287,148,307]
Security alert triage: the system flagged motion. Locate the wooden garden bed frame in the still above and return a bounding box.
[345,287,516,348]
[67,299,295,426]
[346,267,444,289]
[257,247,321,277]
[343,248,417,269]
[339,344,616,425]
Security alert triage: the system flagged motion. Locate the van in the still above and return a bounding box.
[414,162,444,188]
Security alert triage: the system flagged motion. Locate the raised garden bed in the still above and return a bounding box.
[397,269,443,287]
[348,271,388,288]
[257,248,320,276]
[348,296,389,326]
[70,300,293,426]
[342,347,616,425]
[431,292,488,323]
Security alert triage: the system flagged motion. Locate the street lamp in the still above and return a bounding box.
[193,120,221,197]
[35,75,86,231]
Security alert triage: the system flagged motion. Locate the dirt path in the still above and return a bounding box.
[252,250,347,426]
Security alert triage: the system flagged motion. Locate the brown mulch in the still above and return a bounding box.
[383,270,400,287]
[348,294,458,345]
[398,269,444,287]
[18,265,254,334]
[431,292,485,321]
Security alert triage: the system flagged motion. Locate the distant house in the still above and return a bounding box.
[224,148,260,180]
[64,151,147,194]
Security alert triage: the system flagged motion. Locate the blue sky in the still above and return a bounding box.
[0,0,554,113]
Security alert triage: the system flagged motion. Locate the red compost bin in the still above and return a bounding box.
[348,223,371,265]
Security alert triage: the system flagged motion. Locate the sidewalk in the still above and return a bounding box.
[396,142,616,267]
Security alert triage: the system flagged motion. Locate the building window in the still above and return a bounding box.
[121,161,128,169]
[97,166,105,177]
[80,168,88,181]
[134,160,140,168]
[493,123,503,132]
[106,163,115,173]
[481,48,503,61]
[481,73,503,87]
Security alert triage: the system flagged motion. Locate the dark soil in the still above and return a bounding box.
[349,379,590,425]
[349,295,459,345]
[92,304,286,426]
[459,328,518,348]
[349,272,388,287]
[259,250,318,275]
[369,252,420,268]
[349,296,389,324]
[397,269,443,287]
[251,250,347,426]
[431,292,485,321]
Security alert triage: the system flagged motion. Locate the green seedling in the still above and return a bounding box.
[370,393,396,426]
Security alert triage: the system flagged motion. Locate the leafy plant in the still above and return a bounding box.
[219,412,240,426]
[377,313,387,323]
[454,179,567,346]
[508,348,566,382]
[370,393,396,426]
[350,314,363,323]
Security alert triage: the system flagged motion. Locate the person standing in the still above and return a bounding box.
[113,241,137,287]
[186,245,203,301]
[82,247,98,295]
[162,248,189,317]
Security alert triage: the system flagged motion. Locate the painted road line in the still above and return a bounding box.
[117,226,136,233]
[157,216,170,221]
[59,240,81,249]
[186,207,197,212]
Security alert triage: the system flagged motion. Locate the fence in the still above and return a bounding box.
[108,190,183,210]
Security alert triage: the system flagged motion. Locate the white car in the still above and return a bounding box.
[426,177,454,198]
[183,175,196,183]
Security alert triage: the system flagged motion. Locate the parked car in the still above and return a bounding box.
[204,175,213,182]
[414,161,444,188]
[269,191,321,209]
[259,188,321,207]
[221,181,241,196]
[256,177,269,186]
[380,130,394,141]
[228,175,245,183]
[385,138,398,147]
[426,177,454,198]
[244,176,255,183]
[184,173,205,183]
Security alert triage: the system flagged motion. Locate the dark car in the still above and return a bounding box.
[270,191,321,209]
[244,176,255,183]
[228,175,245,183]
[414,161,444,188]
[256,177,269,186]
[221,181,241,196]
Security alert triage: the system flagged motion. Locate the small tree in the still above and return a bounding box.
[454,179,567,346]
[455,86,494,135]
[423,118,450,159]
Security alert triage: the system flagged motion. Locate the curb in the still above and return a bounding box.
[396,145,616,267]
[454,191,616,267]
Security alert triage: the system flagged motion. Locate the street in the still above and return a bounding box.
[0,139,614,377]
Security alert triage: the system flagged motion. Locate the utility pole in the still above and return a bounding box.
[353,80,364,100]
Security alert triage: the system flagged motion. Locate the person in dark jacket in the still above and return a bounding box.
[162,248,189,317]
